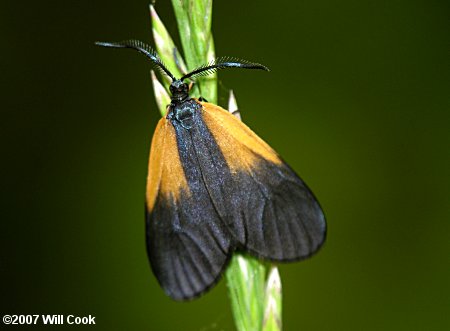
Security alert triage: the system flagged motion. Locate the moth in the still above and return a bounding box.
[96,40,326,300]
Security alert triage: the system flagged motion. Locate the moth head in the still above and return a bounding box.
[169,80,189,102]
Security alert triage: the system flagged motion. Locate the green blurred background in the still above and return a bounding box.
[1,0,449,330]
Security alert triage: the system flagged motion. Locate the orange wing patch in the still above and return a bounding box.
[200,102,283,173]
[146,117,189,212]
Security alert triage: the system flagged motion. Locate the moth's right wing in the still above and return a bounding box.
[199,103,326,262]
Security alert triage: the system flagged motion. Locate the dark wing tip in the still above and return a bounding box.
[165,253,232,301]
[146,195,234,301]
[241,205,326,263]
[220,156,327,263]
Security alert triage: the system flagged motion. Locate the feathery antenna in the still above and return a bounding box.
[95,40,176,81]
[96,40,269,86]
[181,57,269,81]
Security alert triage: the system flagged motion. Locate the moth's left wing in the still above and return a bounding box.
[145,118,233,300]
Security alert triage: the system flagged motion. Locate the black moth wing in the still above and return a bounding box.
[145,118,233,301]
[146,195,232,300]
[195,102,326,262]
[146,101,326,300]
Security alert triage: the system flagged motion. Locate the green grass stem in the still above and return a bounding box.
[149,2,282,330]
